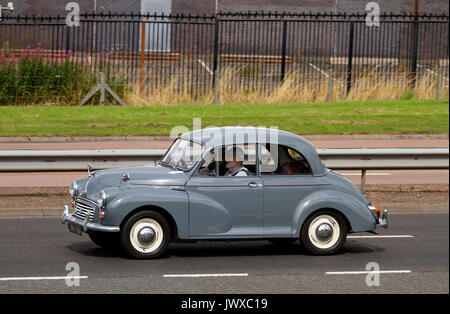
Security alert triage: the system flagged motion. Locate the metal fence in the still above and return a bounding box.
[0,12,448,103]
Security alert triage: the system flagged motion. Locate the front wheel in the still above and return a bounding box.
[300,210,347,255]
[120,211,170,259]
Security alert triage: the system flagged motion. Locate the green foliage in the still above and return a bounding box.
[0,99,448,136]
[401,90,415,100]
[0,46,128,106]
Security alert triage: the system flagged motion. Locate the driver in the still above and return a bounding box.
[223,147,250,177]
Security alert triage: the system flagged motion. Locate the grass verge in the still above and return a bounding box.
[0,99,448,136]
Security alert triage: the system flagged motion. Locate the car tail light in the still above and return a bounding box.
[368,203,381,220]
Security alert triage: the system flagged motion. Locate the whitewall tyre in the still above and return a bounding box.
[300,210,347,255]
[120,210,170,259]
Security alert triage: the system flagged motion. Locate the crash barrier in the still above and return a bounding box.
[0,148,448,193]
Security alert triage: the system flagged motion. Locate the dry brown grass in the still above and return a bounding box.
[123,67,449,105]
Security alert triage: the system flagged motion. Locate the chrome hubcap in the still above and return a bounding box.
[130,218,164,253]
[315,223,333,242]
[137,227,156,245]
[308,215,341,250]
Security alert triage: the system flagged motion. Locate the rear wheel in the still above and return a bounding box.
[300,210,347,255]
[120,211,170,259]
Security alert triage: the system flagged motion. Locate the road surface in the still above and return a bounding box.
[0,213,447,294]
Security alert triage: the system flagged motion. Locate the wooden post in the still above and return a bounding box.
[99,72,105,106]
[140,20,146,94]
[436,65,441,100]
[79,72,128,106]
[214,74,219,105]
[327,70,333,102]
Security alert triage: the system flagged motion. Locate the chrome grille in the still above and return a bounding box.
[73,198,96,221]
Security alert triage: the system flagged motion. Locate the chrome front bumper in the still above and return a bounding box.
[61,205,120,233]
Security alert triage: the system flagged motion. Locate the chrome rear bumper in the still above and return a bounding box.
[378,209,388,229]
[62,205,120,233]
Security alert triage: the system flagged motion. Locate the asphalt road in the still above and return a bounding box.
[0,213,448,294]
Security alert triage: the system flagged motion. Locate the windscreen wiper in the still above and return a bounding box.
[159,160,182,171]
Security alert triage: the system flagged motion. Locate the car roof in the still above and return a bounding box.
[181,127,326,176]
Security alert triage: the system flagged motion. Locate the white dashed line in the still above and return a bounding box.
[326,270,411,275]
[163,273,248,278]
[348,235,414,239]
[0,276,88,281]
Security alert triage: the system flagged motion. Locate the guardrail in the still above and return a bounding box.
[0,148,448,193]
[318,148,449,192]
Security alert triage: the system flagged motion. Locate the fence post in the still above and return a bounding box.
[327,69,333,102]
[410,18,419,89]
[65,26,71,54]
[99,72,106,105]
[346,21,354,96]
[212,16,220,104]
[436,64,441,100]
[280,20,288,82]
[140,20,146,94]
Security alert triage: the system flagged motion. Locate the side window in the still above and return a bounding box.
[198,145,257,176]
[260,144,312,175]
[260,144,277,173]
[219,145,257,177]
[198,149,216,176]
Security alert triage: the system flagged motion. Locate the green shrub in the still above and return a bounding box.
[0,45,129,106]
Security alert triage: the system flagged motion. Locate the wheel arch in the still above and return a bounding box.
[120,205,180,240]
[299,207,352,235]
[292,189,376,237]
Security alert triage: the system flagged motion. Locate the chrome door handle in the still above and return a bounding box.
[248,182,261,188]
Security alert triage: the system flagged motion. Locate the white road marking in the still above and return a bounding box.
[348,235,414,239]
[0,276,88,281]
[163,273,248,278]
[326,270,411,275]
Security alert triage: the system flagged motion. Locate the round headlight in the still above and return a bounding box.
[69,181,78,197]
[97,190,107,209]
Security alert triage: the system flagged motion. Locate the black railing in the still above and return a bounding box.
[0,12,448,103]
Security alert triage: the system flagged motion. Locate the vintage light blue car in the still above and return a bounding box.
[62,127,388,259]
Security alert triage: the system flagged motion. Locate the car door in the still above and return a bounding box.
[186,144,264,238]
[259,144,319,237]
